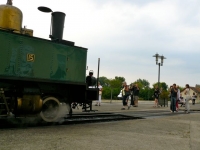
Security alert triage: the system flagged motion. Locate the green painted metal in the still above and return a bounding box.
[0,30,87,83]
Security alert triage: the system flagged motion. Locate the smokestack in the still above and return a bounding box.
[6,0,12,5]
[50,12,66,41]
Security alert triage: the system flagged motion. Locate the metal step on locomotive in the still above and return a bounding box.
[0,0,99,122]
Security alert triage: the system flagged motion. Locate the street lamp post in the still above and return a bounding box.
[153,53,166,89]
[153,53,166,106]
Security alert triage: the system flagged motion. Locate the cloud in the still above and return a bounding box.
[6,0,200,87]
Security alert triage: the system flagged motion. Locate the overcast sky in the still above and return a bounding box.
[3,0,200,88]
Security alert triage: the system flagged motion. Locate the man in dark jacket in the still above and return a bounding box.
[133,84,140,107]
[130,84,135,106]
[170,83,177,112]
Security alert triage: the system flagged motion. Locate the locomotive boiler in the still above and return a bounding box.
[0,1,98,122]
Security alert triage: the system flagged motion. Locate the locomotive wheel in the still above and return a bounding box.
[40,97,60,122]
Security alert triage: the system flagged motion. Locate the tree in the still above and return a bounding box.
[109,79,122,89]
[153,82,168,91]
[131,79,151,100]
[99,76,109,87]
[102,87,111,99]
[114,76,125,83]
[178,86,184,92]
[100,76,126,99]
[133,79,150,89]
[153,82,169,101]
[160,90,170,99]
[139,87,154,100]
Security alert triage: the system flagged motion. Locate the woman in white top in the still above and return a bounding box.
[184,84,191,114]
[95,82,102,106]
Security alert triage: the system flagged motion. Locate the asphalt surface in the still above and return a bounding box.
[0,100,200,150]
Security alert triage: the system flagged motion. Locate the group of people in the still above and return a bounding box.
[153,83,197,114]
[169,84,180,112]
[95,81,140,109]
[121,82,140,110]
[94,79,196,114]
[169,84,195,114]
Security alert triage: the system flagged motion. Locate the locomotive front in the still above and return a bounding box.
[0,1,98,122]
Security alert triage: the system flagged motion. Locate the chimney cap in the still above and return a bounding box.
[38,6,52,13]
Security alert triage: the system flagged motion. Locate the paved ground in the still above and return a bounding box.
[0,100,200,150]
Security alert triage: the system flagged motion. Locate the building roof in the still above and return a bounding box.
[180,87,200,94]
[196,84,200,88]
[191,87,200,93]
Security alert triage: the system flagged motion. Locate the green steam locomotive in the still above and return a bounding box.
[0,1,98,122]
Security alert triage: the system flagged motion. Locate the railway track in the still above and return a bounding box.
[0,113,143,129]
[0,109,199,129]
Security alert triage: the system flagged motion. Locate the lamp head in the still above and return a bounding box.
[153,53,159,64]
[160,55,166,65]
[38,6,53,13]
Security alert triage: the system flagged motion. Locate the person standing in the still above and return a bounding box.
[169,86,172,110]
[176,85,180,111]
[153,86,160,107]
[121,82,129,110]
[170,84,177,113]
[86,70,96,87]
[95,82,102,106]
[129,84,135,107]
[184,84,191,113]
[179,94,185,107]
[133,84,140,107]
[192,92,196,105]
